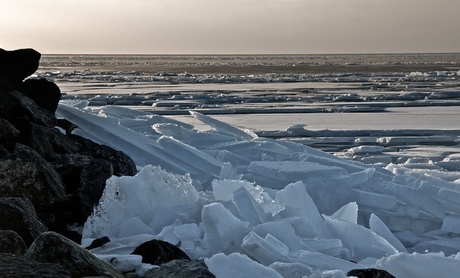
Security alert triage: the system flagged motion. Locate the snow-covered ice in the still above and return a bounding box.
[45,55,460,277]
[55,98,460,277]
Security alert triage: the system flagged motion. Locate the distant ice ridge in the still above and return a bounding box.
[57,102,460,277]
[38,68,460,85]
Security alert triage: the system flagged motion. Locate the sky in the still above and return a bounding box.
[1,0,459,54]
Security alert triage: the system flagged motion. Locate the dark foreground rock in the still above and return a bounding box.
[132,239,191,266]
[0,197,47,246]
[347,268,396,278]
[142,259,216,278]
[0,48,40,83]
[26,231,124,277]
[0,230,27,255]
[0,48,139,275]
[0,253,71,278]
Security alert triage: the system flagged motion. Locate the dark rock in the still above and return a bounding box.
[25,231,124,278]
[72,135,137,176]
[0,91,57,129]
[0,197,47,246]
[57,118,78,135]
[347,268,396,278]
[0,229,27,255]
[20,78,61,113]
[0,48,41,83]
[79,158,114,218]
[0,119,19,153]
[0,144,68,212]
[86,236,111,250]
[143,259,216,278]
[51,153,93,193]
[19,122,81,161]
[131,239,191,266]
[0,253,70,278]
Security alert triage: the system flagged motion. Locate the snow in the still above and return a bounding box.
[49,64,460,277]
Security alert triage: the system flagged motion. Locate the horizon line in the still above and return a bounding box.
[40,51,460,56]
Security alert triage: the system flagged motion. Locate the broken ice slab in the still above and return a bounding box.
[324,215,399,262]
[201,202,249,254]
[369,213,407,253]
[205,252,283,278]
[190,111,255,141]
[352,189,397,210]
[296,250,362,273]
[157,135,223,177]
[300,238,344,257]
[247,161,349,183]
[276,181,324,236]
[441,214,460,234]
[241,231,290,266]
[232,187,267,226]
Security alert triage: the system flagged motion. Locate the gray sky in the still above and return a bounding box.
[1,0,459,54]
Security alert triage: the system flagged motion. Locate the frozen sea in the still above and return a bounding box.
[38,54,460,277]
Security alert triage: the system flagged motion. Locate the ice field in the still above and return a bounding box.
[42,54,460,277]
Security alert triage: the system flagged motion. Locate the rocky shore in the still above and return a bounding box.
[0,48,215,277]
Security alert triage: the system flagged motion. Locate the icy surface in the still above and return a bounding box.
[65,101,460,277]
[49,62,460,277]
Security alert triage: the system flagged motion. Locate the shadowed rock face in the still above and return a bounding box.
[0,253,71,278]
[0,48,40,83]
[132,239,191,265]
[26,231,123,278]
[0,48,137,275]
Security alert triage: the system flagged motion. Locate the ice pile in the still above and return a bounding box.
[57,102,460,277]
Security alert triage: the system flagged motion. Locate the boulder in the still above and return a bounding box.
[86,236,111,250]
[18,122,81,161]
[0,229,27,255]
[131,239,191,266]
[0,253,70,278]
[79,158,114,218]
[72,135,137,176]
[51,153,93,193]
[347,268,396,278]
[0,91,57,129]
[143,259,216,278]
[25,231,124,277]
[0,197,47,246]
[20,78,61,113]
[0,48,41,83]
[0,118,19,154]
[0,144,68,212]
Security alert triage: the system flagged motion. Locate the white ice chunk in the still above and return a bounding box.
[253,221,313,253]
[374,252,460,278]
[248,161,349,183]
[269,262,312,278]
[241,231,289,266]
[157,135,223,177]
[82,165,199,240]
[201,202,249,253]
[300,238,344,257]
[369,213,407,253]
[212,179,283,216]
[276,181,324,236]
[348,145,385,154]
[324,215,398,262]
[352,189,397,210]
[441,214,460,234]
[205,252,283,278]
[331,202,358,224]
[232,187,267,226]
[190,111,255,141]
[296,250,362,273]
